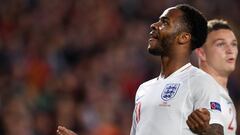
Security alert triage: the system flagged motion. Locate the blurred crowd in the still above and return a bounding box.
[0,0,239,135]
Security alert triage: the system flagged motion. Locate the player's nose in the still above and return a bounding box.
[150,22,158,30]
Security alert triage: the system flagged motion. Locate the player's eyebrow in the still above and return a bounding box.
[213,38,225,43]
[213,38,238,43]
[232,39,238,43]
[159,16,169,21]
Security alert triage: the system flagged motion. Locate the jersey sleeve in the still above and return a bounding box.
[130,85,143,135]
[130,110,136,135]
[191,76,224,126]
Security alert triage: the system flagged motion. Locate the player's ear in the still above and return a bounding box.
[195,47,206,61]
[178,32,191,45]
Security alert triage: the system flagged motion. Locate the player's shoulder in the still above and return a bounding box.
[189,67,221,93]
[189,67,222,97]
[139,77,158,88]
[134,77,158,100]
[190,67,217,83]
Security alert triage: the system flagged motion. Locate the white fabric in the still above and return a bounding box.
[130,63,224,135]
[218,86,236,135]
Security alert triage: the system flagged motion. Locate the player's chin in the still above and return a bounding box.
[222,66,235,75]
[227,66,235,73]
[147,46,161,56]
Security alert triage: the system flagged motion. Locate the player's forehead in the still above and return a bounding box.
[207,29,237,42]
[159,7,183,21]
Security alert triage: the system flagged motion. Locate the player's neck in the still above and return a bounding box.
[216,76,228,90]
[160,56,190,78]
[210,72,228,90]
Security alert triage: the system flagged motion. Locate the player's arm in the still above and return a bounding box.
[186,108,223,135]
[130,103,137,135]
[130,86,144,135]
[204,124,223,135]
[57,126,78,135]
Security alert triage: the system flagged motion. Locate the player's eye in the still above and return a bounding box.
[159,17,169,26]
[216,42,225,47]
[162,20,169,25]
[232,42,238,47]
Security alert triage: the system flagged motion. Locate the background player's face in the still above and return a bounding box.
[203,29,238,75]
[148,8,183,56]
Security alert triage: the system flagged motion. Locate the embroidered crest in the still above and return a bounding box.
[161,83,180,101]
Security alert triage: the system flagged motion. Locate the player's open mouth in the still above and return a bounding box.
[149,38,157,41]
[149,31,159,40]
[227,58,235,63]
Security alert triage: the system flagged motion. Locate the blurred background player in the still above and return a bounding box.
[187,19,238,135]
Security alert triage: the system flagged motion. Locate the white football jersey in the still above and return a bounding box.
[219,86,236,135]
[130,63,224,135]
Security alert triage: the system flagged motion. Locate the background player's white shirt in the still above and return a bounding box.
[130,63,224,135]
[218,86,237,135]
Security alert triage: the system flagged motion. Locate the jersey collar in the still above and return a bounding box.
[158,63,192,80]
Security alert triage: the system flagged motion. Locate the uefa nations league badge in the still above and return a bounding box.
[161,83,180,101]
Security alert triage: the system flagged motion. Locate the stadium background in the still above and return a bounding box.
[0,0,239,135]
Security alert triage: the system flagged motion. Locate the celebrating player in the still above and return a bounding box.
[130,4,224,135]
